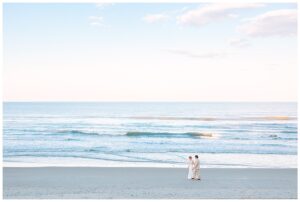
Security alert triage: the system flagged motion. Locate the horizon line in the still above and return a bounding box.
[3,100,297,103]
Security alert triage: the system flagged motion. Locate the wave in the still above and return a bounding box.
[280,130,297,134]
[126,131,217,139]
[57,129,218,139]
[58,130,101,136]
[55,129,296,141]
[6,115,296,122]
[261,116,296,120]
[130,116,217,121]
[128,116,297,121]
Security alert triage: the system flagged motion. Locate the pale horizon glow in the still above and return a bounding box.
[3,3,298,102]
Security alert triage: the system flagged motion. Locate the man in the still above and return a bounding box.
[193,155,200,180]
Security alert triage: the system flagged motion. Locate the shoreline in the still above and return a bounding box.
[3,167,297,199]
[3,164,298,168]
[4,153,297,168]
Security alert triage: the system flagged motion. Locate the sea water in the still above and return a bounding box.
[3,102,297,168]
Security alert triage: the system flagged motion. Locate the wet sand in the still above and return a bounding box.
[3,167,297,199]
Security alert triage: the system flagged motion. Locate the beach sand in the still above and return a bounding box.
[3,167,297,199]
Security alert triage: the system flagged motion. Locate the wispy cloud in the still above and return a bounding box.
[89,4,113,27]
[142,14,170,23]
[88,16,104,27]
[90,22,103,27]
[228,37,250,48]
[177,3,264,27]
[142,7,188,24]
[237,9,297,37]
[89,16,103,21]
[95,3,114,9]
[165,49,226,59]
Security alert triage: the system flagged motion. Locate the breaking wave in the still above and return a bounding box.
[126,131,217,138]
[57,129,218,139]
[128,116,296,121]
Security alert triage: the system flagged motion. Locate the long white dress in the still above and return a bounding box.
[187,159,194,179]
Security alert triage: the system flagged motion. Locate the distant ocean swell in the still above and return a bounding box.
[4,115,297,121]
[128,116,297,121]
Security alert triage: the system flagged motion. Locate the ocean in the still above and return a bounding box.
[3,102,297,168]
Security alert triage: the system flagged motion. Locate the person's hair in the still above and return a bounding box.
[195,155,198,158]
[188,156,192,159]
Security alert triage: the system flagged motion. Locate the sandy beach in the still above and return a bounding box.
[3,167,297,199]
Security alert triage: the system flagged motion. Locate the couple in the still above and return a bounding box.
[187,155,200,180]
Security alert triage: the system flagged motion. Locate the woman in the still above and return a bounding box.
[187,156,194,180]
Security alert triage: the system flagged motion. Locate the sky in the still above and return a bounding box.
[3,3,298,102]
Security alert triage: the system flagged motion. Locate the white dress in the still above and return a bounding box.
[187,159,194,179]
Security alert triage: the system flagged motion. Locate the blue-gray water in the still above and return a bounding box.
[3,102,297,168]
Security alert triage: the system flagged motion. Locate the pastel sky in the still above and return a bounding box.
[3,3,297,101]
